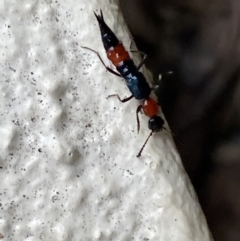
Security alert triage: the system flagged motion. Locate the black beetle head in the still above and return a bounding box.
[148,115,164,132]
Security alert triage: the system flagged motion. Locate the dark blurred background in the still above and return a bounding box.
[119,0,240,240]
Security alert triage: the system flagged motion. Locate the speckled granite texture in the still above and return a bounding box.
[0,0,213,240]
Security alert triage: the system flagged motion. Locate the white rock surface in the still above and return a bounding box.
[0,0,213,240]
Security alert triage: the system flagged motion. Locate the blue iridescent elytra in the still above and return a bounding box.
[116,60,151,100]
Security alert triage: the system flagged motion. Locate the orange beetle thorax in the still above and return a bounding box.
[142,98,159,117]
[107,43,130,66]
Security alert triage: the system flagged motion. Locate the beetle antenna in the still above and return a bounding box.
[136,131,153,157]
[162,127,183,145]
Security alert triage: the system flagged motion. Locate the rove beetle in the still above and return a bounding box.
[82,10,167,157]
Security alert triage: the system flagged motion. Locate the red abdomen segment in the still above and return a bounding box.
[142,98,159,117]
[107,43,130,66]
